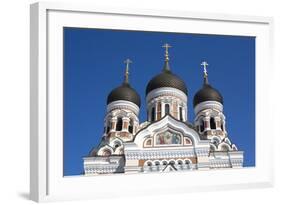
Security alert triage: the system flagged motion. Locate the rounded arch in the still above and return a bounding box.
[97,145,114,156]
[184,137,192,145]
[154,161,160,166]
[210,117,216,129]
[127,112,139,125]
[218,142,231,151]
[176,159,183,165]
[109,137,123,148]
[199,118,205,133]
[195,114,206,123]
[161,160,168,165]
[211,136,221,146]
[106,111,127,126]
[184,159,192,165]
[165,104,170,115]
[116,117,123,131]
[144,160,153,166]
[128,118,134,134]
[143,137,153,147]
[179,106,184,121]
[113,109,128,117]
[207,109,221,117]
[184,159,192,170]
[133,115,206,148]
[114,142,121,148]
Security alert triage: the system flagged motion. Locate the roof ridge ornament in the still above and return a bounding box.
[201,61,209,84]
[124,58,132,84]
[162,43,172,71]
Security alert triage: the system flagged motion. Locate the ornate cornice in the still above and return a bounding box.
[194,101,223,115]
[107,100,140,115]
[125,150,197,160]
[146,87,187,104]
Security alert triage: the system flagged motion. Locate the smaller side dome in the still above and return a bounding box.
[193,61,223,107]
[193,84,223,107]
[107,83,141,107]
[107,59,141,107]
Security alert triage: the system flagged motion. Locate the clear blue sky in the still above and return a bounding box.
[63,27,255,176]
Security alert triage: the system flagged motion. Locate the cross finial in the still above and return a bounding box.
[201,61,209,84]
[201,61,209,77]
[162,43,172,61]
[124,59,132,84]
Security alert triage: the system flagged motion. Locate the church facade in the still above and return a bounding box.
[83,44,243,175]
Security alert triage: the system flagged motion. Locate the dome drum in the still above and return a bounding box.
[107,100,140,116]
[194,100,223,116]
[146,87,188,105]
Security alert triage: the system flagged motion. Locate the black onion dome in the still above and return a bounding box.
[146,69,188,95]
[107,82,141,107]
[193,83,223,107]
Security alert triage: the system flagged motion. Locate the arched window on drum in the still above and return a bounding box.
[128,119,134,134]
[151,107,155,122]
[116,117,123,131]
[200,119,205,133]
[165,104,170,115]
[210,117,216,130]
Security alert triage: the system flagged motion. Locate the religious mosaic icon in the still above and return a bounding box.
[156,131,181,145]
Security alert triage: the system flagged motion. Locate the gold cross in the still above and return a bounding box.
[201,61,209,77]
[124,59,132,73]
[162,43,172,61]
[124,59,132,83]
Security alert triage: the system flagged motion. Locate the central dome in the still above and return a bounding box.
[146,44,187,96]
[146,69,188,95]
[107,82,141,107]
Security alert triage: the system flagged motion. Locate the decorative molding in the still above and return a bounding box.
[132,115,208,147]
[125,149,197,160]
[107,100,140,115]
[146,87,187,104]
[194,101,223,115]
[84,155,125,175]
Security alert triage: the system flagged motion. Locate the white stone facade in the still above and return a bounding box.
[83,62,243,175]
[83,99,243,175]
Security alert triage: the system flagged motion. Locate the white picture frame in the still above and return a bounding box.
[30,2,274,202]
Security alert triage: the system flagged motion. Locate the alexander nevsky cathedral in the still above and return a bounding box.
[83,44,244,175]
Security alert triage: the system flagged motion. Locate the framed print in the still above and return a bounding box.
[30,2,274,202]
